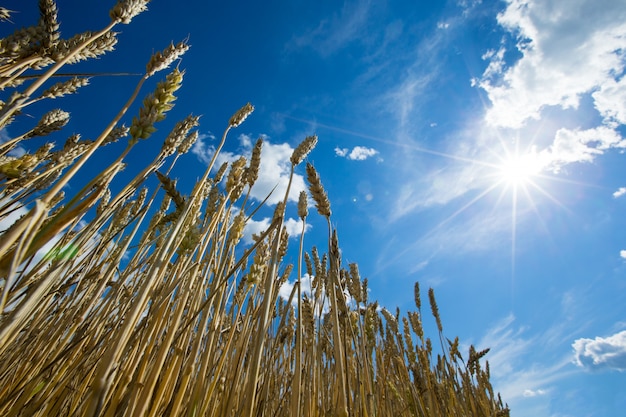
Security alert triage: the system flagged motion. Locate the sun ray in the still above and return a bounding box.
[286,114,602,292]
[281,113,504,169]
[379,181,503,271]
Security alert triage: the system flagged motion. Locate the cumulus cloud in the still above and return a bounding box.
[573,330,626,371]
[243,217,311,245]
[476,0,626,170]
[593,77,626,125]
[334,146,380,161]
[278,274,315,305]
[479,0,626,128]
[613,187,626,198]
[192,133,307,206]
[620,250,626,259]
[278,273,353,315]
[190,133,217,165]
[538,126,626,172]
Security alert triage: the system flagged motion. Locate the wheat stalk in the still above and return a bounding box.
[0,4,510,417]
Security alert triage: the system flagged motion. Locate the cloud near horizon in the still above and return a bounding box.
[573,330,626,372]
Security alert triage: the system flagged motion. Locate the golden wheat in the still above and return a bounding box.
[0,2,509,417]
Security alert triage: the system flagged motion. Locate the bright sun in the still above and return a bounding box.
[497,153,542,187]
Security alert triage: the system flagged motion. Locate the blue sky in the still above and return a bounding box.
[3,0,626,415]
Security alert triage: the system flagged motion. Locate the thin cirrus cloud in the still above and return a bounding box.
[286,0,372,57]
[334,145,380,161]
[572,330,626,372]
[476,0,626,171]
[191,133,307,206]
[473,313,578,415]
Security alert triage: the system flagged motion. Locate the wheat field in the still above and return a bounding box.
[0,2,510,416]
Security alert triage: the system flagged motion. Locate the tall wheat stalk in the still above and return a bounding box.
[0,3,510,417]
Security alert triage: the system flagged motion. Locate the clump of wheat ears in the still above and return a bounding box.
[0,2,510,416]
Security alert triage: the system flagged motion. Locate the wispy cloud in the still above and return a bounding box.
[476,313,578,413]
[191,133,307,206]
[388,149,493,221]
[572,330,626,372]
[334,145,380,161]
[378,0,486,132]
[375,189,520,274]
[287,0,373,57]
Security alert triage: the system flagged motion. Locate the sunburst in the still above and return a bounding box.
[285,114,569,288]
[497,152,543,188]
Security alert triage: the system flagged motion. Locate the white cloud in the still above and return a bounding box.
[192,133,308,206]
[284,217,311,238]
[278,274,314,305]
[190,132,217,165]
[243,217,271,244]
[0,200,28,233]
[278,273,353,315]
[523,388,547,397]
[573,330,626,371]
[593,76,626,125]
[334,147,348,157]
[334,145,380,161]
[479,0,626,129]
[613,187,626,198]
[0,127,25,157]
[620,250,626,259]
[385,0,626,222]
[243,217,311,245]
[474,0,626,174]
[539,126,626,172]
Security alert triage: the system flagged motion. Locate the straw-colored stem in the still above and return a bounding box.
[0,21,117,127]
